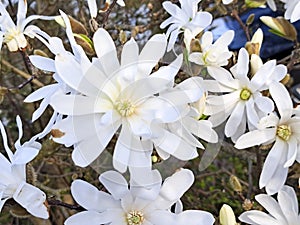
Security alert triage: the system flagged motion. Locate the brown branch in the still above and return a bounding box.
[1,59,44,87]
[231,9,251,41]
[47,198,84,211]
[102,0,118,28]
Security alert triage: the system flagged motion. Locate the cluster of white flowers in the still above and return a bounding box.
[0,0,299,225]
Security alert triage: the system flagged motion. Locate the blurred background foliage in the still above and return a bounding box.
[0,0,299,224]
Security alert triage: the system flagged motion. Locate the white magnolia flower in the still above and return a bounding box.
[65,169,215,225]
[0,116,48,219]
[204,48,286,142]
[160,0,212,51]
[153,79,218,160]
[87,0,125,18]
[50,28,204,172]
[239,185,300,225]
[281,0,300,23]
[235,82,300,195]
[0,0,54,52]
[189,30,234,68]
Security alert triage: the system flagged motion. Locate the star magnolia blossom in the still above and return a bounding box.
[160,0,212,51]
[204,48,287,142]
[189,30,234,68]
[87,0,125,18]
[0,116,48,219]
[0,0,54,52]
[50,28,204,173]
[65,169,215,225]
[235,82,300,195]
[239,185,300,225]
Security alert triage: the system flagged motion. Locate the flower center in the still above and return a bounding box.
[126,210,144,225]
[276,124,292,141]
[115,100,135,117]
[3,28,21,44]
[240,88,251,100]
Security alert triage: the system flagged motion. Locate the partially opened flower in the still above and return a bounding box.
[65,169,215,225]
[0,116,48,219]
[239,185,300,225]
[189,30,234,68]
[0,0,55,52]
[204,48,286,142]
[235,82,300,194]
[160,0,212,51]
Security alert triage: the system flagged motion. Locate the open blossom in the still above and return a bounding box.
[239,185,300,225]
[189,30,234,68]
[160,0,212,51]
[0,0,54,52]
[87,0,125,18]
[50,28,205,173]
[235,82,300,195]
[0,116,48,219]
[204,48,287,142]
[65,169,215,225]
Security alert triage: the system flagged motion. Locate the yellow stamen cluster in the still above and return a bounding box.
[240,88,252,101]
[126,210,144,225]
[276,124,292,141]
[115,100,135,117]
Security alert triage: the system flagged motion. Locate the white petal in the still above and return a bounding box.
[50,94,104,116]
[138,34,167,77]
[13,182,48,219]
[225,101,245,137]
[284,136,297,167]
[259,140,285,189]
[290,2,300,22]
[254,94,274,113]
[269,82,293,120]
[65,211,112,225]
[159,168,194,204]
[153,129,198,160]
[72,120,120,167]
[87,0,97,18]
[113,125,132,172]
[277,186,299,223]
[99,171,129,200]
[239,210,279,225]
[29,55,55,72]
[24,83,59,103]
[71,180,119,211]
[255,194,285,221]
[236,48,249,79]
[93,28,120,76]
[234,128,276,149]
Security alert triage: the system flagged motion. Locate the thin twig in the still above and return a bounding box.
[1,59,44,87]
[102,0,118,28]
[47,198,84,211]
[231,9,251,41]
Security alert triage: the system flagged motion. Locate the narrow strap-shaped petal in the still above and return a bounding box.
[0,120,13,161]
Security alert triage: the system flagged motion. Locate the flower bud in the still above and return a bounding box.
[219,204,237,225]
[230,175,242,192]
[260,16,297,41]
